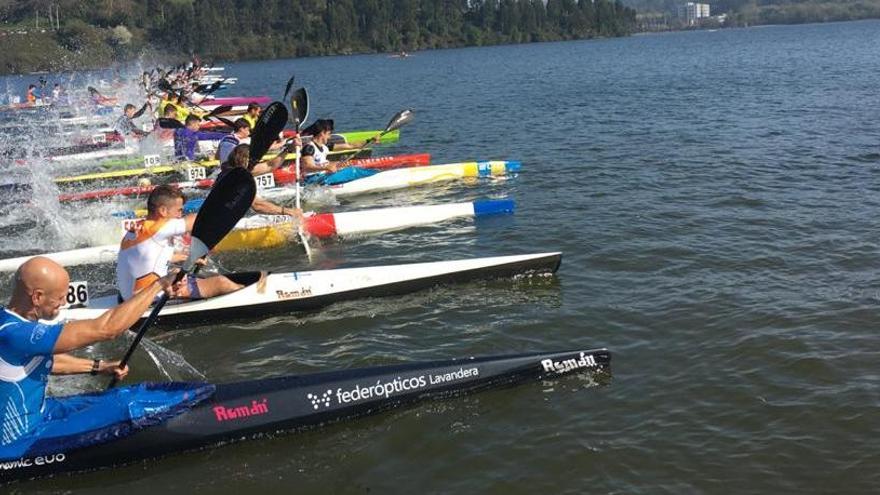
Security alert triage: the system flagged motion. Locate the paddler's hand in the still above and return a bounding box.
[157,269,182,297]
[98,360,130,380]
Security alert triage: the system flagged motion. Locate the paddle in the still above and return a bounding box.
[249,101,289,166]
[282,75,295,102]
[108,167,256,389]
[158,79,235,127]
[155,105,232,129]
[289,87,312,259]
[335,109,414,169]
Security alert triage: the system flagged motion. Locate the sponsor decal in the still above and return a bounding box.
[276,287,312,300]
[0,453,66,471]
[305,367,479,410]
[213,398,269,422]
[540,352,599,375]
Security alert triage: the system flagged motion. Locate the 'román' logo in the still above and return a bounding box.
[540,352,599,374]
[213,398,269,422]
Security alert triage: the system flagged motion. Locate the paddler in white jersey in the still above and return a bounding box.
[116,185,242,301]
[299,119,379,176]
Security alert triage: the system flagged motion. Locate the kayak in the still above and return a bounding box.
[55,252,561,327]
[0,199,511,271]
[58,153,431,203]
[85,129,399,171]
[52,148,374,184]
[327,160,520,197]
[216,199,515,249]
[0,347,610,483]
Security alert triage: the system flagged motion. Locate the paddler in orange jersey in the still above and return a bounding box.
[116,185,243,302]
[219,143,304,218]
[25,84,38,105]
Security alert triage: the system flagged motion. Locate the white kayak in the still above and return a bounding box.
[0,200,514,272]
[53,252,561,328]
[256,160,520,203]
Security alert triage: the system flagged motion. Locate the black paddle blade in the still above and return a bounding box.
[283,75,295,100]
[186,167,256,268]
[385,109,414,133]
[250,101,288,165]
[157,118,184,129]
[289,87,309,129]
[206,104,232,118]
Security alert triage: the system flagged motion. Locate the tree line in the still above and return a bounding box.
[0,0,637,74]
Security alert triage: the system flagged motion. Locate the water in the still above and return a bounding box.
[4,20,880,493]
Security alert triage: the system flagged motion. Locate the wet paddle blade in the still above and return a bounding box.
[186,167,256,269]
[157,118,184,129]
[205,105,232,118]
[289,87,309,129]
[282,75,295,101]
[384,109,414,133]
[250,101,288,166]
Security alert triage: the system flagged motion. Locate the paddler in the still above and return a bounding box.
[116,185,243,301]
[300,119,379,175]
[25,84,38,105]
[173,115,226,162]
[113,103,150,140]
[241,102,261,129]
[215,118,251,163]
[0,257,193,459]
[220,143,303,218]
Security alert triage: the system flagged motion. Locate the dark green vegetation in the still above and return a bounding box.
[0,0,636,75]
[624,0,880,26]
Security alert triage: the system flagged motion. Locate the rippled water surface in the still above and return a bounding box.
[4,20,880,494]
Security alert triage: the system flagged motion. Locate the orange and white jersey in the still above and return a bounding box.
[116,218,187,300]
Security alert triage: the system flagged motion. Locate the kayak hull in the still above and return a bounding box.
[0,348,609,483]
[58,252,561,328]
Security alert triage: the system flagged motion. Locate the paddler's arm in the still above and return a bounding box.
[301,154,337,174]
[53,271,180,353]
[51,353,129,379]
[331,136,380,151]
[251,139,299,176]
[251,196,302,219]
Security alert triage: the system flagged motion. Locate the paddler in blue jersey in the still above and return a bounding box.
[0,257,210,460]
[173,115,226,162]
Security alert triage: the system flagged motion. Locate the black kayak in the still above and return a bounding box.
[0,348,611,483]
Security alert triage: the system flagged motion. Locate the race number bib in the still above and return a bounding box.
[143,154,161,168]
[63,281,89,308]
[121,218,144,232]
[255,173,276,190]
[92,133,106,144]
[185,165,207,182]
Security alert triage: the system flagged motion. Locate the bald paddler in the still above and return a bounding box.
[0,257,182,457]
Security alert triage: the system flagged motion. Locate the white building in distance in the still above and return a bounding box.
[678,2,711,25]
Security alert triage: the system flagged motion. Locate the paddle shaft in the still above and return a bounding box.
[107,268,193,389]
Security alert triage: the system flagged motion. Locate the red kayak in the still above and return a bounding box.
[58,153,431,203]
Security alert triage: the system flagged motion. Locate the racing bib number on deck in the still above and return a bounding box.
[185,165,207,182]
[64,281,89,308]
[143,154,161,168]
[255,173,276,190]
[121,218,144,232]
[91,133,106,144]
